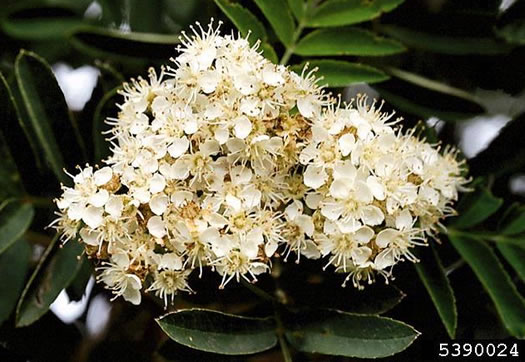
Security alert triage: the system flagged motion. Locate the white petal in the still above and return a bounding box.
[67,203,85,220]
[149,194,169,215]
[134,187,151,204]
[302,240,321,259]
[376,229,398,248]
[94,167,113,186]
[149,173,166,193]
[82,206,104,229]
[112,253,130,268]
[184,119,198,134]
[395,209,413,230]
[329,179,351,199]
[297,95,317,118]
[333,160,356,181]
[420,185,440,206]
[231,166,252,185]
[200,140,220,156]
[296,215,315,237]
[122,279,142,305]
[234,74,258,95]
[226,138,246,154]
[305,192,322,209]
[352,246,372,266]
[214,125,230,144]
[285,201,302,221]
[367,176,386,201]
[89,189,109,207]
[167,137,190,158]
[79,228,100,246]
[321,203,343,221]
[374,249,396,270]
[264,240,279,257]
[172,159,190,180]
[338,133,356,157]
[299,144,318,165]
[147,216,166,238]
[354,226,374,244]
[205,213,228,228]
[311,125,329,143]
[240,97,260,116]
[159,253,183,270]
[354,181,373,204]
[304,165,327,189]
[199,70,220,93]
[233,116,252,139]
[360,205,384,226]
[171,191,193,207]
[337,218,362,233]
[262,65,284,85]
[241,187,261,208]
[226,194,242,211]
[204,103,224,120]
[105,196,123,217]
[243,229,263,258]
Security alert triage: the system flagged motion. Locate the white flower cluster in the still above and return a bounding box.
[53,22,468,306]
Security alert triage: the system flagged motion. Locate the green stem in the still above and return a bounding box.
[25,230,54,246]
[444,258,466,276]
[280,21,305,66]
[241,279,277,303]
[240,280,292,361]
[280,0,318,66]
[274,305,293,362]
[25,195,55,208]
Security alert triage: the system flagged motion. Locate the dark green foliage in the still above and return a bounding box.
[0,0,524,361]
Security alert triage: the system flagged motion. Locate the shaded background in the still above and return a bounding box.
[1,0,525,361]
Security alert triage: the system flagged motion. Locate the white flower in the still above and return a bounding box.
[98,253,142,305]
[53,22,468,304]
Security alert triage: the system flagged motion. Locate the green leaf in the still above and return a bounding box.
[381,25,512,55]
[214,0,266,44]
[1,6,86,41]
[287,0,306,21]
[0,73,43,185]
[0,133,24,200]
[497,19,525,45]
[15,50,85,184]
[374,85,482,122]
[295,27,405,56]
[261,43,279,64]
[70,26,180,61]
[469,112,525,177]
[0,239,31,325]
[66,258,93,301]
[499,204,525,235]
[449,233,525,338]
[282,267,405,314]
[292,60,388,87]
[156,309,277,355]
[307,0,405,27]
[497,243,525,283]
[450,188,503,229]
[93,86,121,162]
[253,0,295,47]
[381,66,481,105]
[284,309,419,358]
[2,73,47,171]
[16,236,85,327]
[0,201,34,256]
[414,245,457,338]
